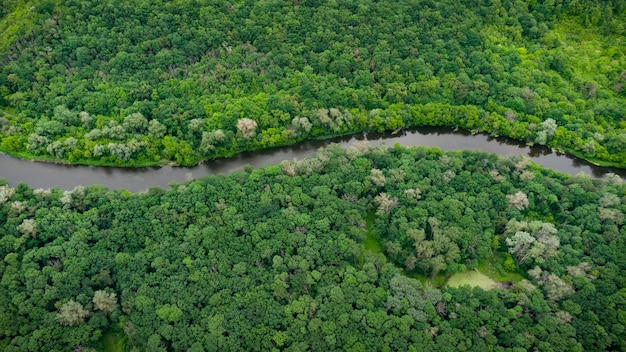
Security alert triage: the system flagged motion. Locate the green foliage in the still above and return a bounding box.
[0,146,624,350]
[99,329,127,352]
[0,1,625,166]
[156,304,183,323]
[503,253,517,272]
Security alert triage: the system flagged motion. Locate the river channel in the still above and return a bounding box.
[1,127,624,192]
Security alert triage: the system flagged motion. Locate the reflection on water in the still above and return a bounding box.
[0,127,624,191]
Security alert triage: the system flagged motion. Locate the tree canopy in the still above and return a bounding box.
[0,0,625,166]
[1,145,624,350]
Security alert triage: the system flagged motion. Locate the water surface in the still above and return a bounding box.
[1,127,624,191]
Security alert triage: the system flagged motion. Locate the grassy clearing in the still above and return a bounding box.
[362,212,382,253]
[98,329,127,352]
[447,270,499,290]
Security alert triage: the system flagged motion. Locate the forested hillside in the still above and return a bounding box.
[1,0,625,166]
[1,145,625,351]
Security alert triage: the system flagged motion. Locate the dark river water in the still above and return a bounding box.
[1,127,624,192]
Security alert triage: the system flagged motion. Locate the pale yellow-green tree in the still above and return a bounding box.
[374,192,397,216]
[17,219,37,238]
[506,191,529,210]
[369,169,386,187]
[93,290,117,315]
[56,300,90,326]
[237,118,258,140]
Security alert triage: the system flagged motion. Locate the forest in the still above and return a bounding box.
[1,145,625,351]
[0,0,625,166]
[1,0,626,351]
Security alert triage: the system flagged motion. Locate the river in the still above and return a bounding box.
[0,127,624,192]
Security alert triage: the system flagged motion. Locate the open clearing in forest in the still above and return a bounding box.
[363,213,382,253]
[99,330,126,352]
[446,270,500,290]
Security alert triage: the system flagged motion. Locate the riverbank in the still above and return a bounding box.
[2,104,626,170]
[2,127,625,192]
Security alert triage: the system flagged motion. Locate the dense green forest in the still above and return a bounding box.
[1,1,626,350]
[0,0,625,166]
[1,145,625,351]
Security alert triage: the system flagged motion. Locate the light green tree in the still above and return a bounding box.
[93,290,117,315]
[56,300,90,326]
[237,118,258,140]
